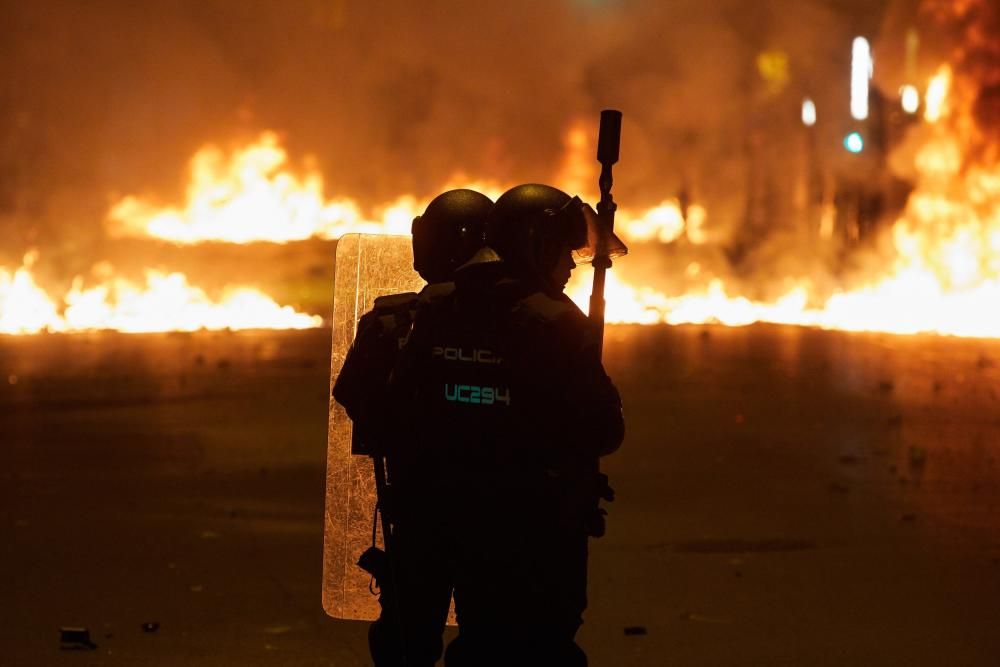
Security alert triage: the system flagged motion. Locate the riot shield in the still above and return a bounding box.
[322,233,424,621]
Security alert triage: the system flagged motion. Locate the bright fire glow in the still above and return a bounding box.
[107,128,692,248]
[0,256,320,334]
[563,61,1000,338]
[925,66,951,123]
[109,133,509,245]
[900,84,920,114]
[0,253,65,334]
[565,111,1000,337]
[109,132,417,243]
[617,203,686,244]
[5,56,999,339]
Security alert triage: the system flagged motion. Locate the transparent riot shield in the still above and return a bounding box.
[323,233,424,621]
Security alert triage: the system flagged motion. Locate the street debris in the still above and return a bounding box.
[59,627,97,650]
[679,611,730,624]
[264,625,293,635]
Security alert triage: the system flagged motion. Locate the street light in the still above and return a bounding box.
[900,85,920,114]
[802,98,817,127]
[851,37,873,121]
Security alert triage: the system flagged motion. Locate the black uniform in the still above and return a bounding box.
[333,285,455,667]
[334,292,414,451]
[387,256,624,666]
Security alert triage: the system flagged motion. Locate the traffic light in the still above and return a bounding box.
[844,132,865,153]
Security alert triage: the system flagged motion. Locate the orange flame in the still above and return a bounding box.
[924,65,952,123]
[0,253,65,334]
[564,64,1000,337]
[107,127,698,249]
[0,254,320,334]
[5,60,997,337]
[109,132,414,243]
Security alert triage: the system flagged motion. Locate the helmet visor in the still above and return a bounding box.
[570,199,628,265]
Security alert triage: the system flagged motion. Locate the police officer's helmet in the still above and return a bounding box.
[412,189,492,283]
[486,183,591,280]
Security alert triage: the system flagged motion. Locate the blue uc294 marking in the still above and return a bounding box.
[444,384,511,406]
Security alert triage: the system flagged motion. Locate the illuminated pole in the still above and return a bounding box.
[801,98,819,238]
[844,37,873,246]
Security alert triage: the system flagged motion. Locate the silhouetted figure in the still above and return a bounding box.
[333,188,493,666]
[388,184,624,666]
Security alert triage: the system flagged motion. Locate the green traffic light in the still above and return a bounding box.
[844,132,864,153]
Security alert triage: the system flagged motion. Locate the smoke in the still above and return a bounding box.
[923,0,1000,148]
[5,0,940,318]
[0,1,894,239]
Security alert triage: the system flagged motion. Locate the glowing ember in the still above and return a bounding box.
[0,257,321,334]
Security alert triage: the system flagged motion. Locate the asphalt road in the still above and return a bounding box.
[2,325,1000,666]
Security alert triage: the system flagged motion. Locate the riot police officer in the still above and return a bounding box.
[333,188,493,667]
[388,183,625,666]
